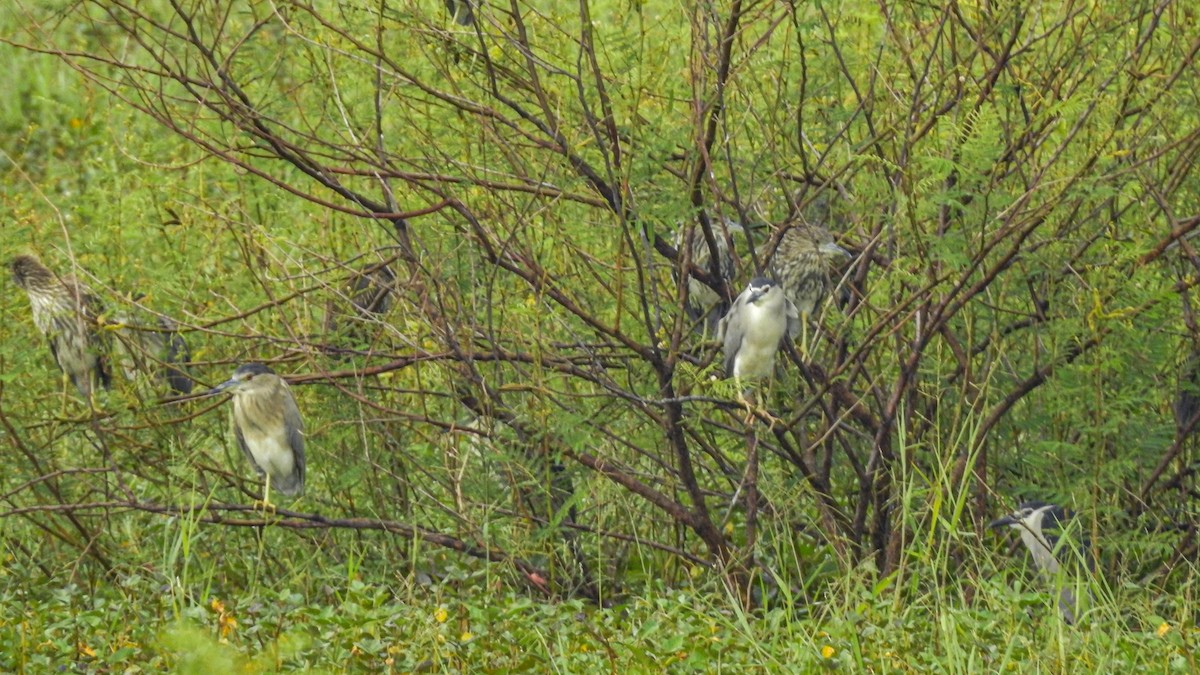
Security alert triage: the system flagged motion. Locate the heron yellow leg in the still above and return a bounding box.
[800,316,810,361]
[736,381,780,428]
[87,379,99,414]
[735,378,755,424]
[253,473,276,516]
[60,371,71,417]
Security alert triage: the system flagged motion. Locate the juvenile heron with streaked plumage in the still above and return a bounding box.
[113,295,194,395]
[323,259,397,357]
[768,224,851,358]
[9,254,112,399]
[674,217,744,336]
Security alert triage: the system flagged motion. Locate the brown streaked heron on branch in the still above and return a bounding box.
[767,224,852,358]
[209,363,306,510]
[323,258,398,357]
[113,294,194,395]
[674,217,745,336]
[9,253,112,399]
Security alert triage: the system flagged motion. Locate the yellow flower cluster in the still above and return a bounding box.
[209,598,238,641]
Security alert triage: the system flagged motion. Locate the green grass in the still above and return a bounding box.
[0,555,1191,672]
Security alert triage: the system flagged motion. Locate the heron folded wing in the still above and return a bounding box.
[233,424,266,479]
[719,314,744,376]
[784,297,802,340]
[163,331,195,395]
[281,387,306,495]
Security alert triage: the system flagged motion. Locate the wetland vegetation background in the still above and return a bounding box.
[1,0,1200,671]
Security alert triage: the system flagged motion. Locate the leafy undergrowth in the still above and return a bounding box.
[0,563,1193,673]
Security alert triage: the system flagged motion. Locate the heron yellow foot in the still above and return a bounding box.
[800,319,811,361]
[253,472,278,516]
[746,405,783,429]
[736,391,780,428]
[736,390,753,415]
[252,498,277,517]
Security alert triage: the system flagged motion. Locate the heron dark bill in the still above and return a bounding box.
[9,254,112,400]
[210,363,306,510]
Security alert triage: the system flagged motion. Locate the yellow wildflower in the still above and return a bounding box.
[210,597,236,639]
[218,614,237,638]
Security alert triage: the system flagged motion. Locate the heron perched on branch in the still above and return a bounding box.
[674,217,745,336]
[210,363,306,510]
[113,295,194,395]
[717,277,799,420]
[323,258,398,357]
[990,501,1093,624]
[768,225,852,358]
[9,254,111,399]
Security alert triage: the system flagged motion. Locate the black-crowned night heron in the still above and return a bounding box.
[210,364,306,509]
[674,218,744,335]
[717,277,800,419]
[113,295,194,395]
[324,260,397,356]
[345,262,396,317]
[443,0,475,24]
[768,225,851,358]
[990,501,1093,624]
[9,254,112,399]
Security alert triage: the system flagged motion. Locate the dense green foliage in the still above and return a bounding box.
[3,0,1200,670]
